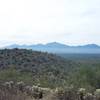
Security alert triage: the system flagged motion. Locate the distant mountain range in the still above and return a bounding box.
[3,42,100,54]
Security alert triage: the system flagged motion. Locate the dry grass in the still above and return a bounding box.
[0,84,99,100]
[0,87,33,100]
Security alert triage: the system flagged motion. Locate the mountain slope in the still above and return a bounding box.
[0,48,77,87]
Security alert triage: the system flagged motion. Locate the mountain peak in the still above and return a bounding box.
[46,42,67,47]
[83,44,99,48]
[46,42,62,45]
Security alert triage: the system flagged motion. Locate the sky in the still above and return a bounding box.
[0,0,100,47]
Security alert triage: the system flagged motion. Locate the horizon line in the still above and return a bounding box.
[1,42,100,47]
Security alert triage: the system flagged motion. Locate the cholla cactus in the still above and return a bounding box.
[31,85,43,99]
[84,93,94,100]
[94,89,100,99]
[16,81,25,87]
[77,88,86,100]
[16,81,25,92]
[78,88,86,94]
[94,89,100,95]
[32,85,38,92]
[4,81,14,89]
[24,85,32,96]
[55,87,64,94]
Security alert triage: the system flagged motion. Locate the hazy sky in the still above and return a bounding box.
[0,0,100,47]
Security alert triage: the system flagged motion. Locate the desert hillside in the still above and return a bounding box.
[0,48,77,88]
[0,49,100,100]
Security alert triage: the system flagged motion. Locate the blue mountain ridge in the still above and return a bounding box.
[4,42,100,54]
